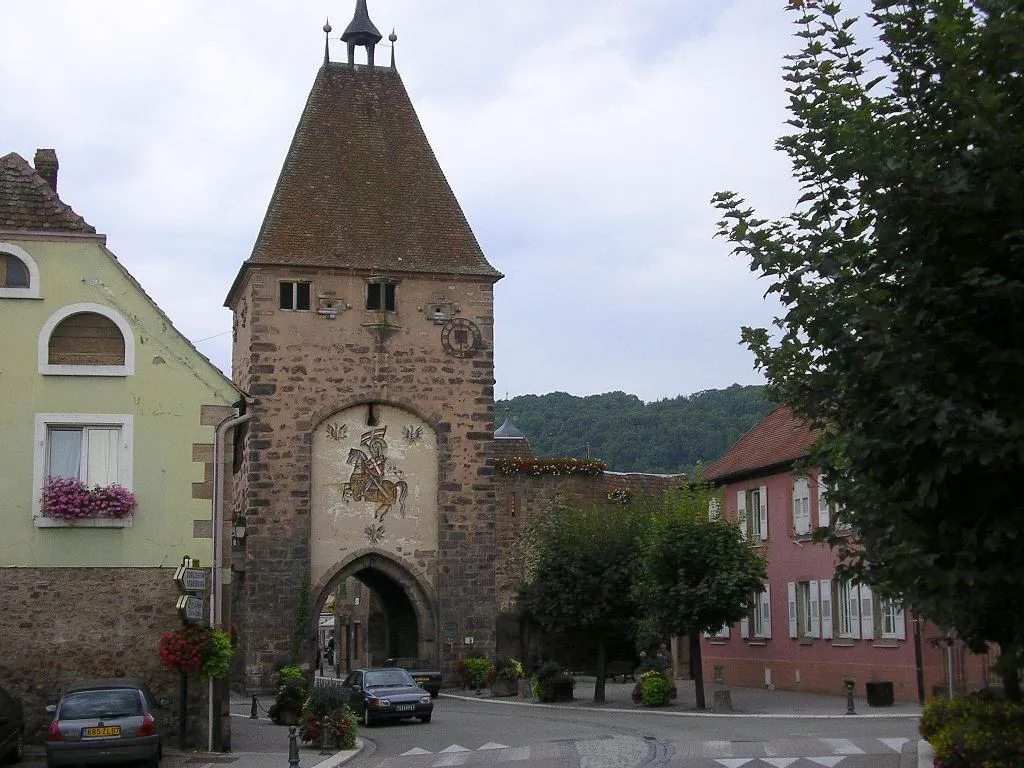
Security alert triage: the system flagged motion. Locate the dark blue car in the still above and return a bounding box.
[337,667,433,726]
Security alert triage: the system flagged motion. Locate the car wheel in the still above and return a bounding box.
[420,713,431,724]
[362,706,374,727]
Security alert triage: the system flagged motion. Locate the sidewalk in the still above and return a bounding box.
[446,677,924,719]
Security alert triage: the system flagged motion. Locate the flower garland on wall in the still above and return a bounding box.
[494,456,606,477]
[41,477,137,520]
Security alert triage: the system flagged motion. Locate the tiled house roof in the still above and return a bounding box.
[702,404,818,482]
[0,152,96,233]
[228,62,501,303]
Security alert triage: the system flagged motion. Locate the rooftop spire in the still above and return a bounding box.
[341,0,383,66]
[323,19,332,64]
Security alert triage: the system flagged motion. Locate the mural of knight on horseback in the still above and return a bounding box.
[333,426,408,542]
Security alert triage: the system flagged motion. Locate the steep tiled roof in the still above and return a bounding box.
[229,62,501,303]
[0,152,96,233]
[702,404,818,482]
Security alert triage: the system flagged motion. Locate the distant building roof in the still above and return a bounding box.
[0,151,96,233]
[702,404,818,483]
[494,417,527,439]
[227,60,501,304]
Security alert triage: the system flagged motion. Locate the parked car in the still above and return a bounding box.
[336,667,433,726]
[45,678,163,768]
[383,657,441,697]
[0,684,25,764]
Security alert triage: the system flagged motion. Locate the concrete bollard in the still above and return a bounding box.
[288,725,300,767]
[712,689,733,713]
[320,714,331,755]
[844,679,856,715]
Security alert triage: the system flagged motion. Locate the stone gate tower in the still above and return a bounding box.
[225,0,502,689]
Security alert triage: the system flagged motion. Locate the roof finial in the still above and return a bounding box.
[389,28,397,69]
[341,0,383,67]
[323,19,332,64]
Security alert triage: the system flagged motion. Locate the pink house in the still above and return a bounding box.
[700,405,992,703]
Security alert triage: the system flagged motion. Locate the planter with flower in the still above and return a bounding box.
[462,657,494,693]
[269,665,308,726]
[41,476,137,522]
[531,661,575,702]
[489,658,524,697]
[159,626,234,680]
[300,685,358,749]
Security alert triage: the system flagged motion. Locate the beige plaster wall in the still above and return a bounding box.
[310,404,438,591]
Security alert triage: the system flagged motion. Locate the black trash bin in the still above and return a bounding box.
[865,681,894,706]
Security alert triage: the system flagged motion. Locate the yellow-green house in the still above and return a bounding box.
[0,149,242,743]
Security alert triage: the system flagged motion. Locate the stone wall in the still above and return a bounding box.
[0,567,207,744]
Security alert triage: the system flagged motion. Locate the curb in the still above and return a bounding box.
[918,738,934,768]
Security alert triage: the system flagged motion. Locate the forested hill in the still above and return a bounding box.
[494,384,774,475]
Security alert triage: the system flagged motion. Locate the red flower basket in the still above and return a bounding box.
[159,626,209,674]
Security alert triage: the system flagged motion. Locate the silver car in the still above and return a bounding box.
[45,679,163,768]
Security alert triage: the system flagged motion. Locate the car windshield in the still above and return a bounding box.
[60,690,142,719]
[364,670,414,688]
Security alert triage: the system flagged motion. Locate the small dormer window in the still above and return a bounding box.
[0,242,41,299]
[366,280,396,312]
[2,253,29,288]
[280,281,311,311]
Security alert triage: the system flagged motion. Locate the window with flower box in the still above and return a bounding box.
[33,413,134,527]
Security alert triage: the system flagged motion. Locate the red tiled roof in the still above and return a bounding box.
[0,152,96,233]
[228,62,501,303]
[702,404,818,482]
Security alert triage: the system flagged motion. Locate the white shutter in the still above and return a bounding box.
[850,584,862,639]
[758,484,769,540]
[860,584,875,640]
[820,579,833,640]
[793,477,810,535]
[810,581,821,638]
[761,583,772,638]
[787,581,797,638]
[816,474,830,528]
[708,498,721,521]
[715,624,730,639]
[894,602,906,640]
[740,615,749,639]
[737,490,748,540]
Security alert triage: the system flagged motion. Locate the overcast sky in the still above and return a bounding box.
[1,1,868,403]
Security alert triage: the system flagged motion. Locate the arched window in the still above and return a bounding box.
[38,303,135,376]
[0,242,41,298]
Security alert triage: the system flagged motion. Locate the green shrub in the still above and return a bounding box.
[639,670,670,706]
[463,657,494,689]
[536,660,564,683]
[922,693,1024,768]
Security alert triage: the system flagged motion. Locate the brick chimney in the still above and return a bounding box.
[34,148,59,192]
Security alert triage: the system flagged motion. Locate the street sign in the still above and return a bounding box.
[176,594,205,622]
[174,566,207,593]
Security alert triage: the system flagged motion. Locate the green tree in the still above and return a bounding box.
[518,498,643,703]
[712,1,1024,698]
[633,484,767,709]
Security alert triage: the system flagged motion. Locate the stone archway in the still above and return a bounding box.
[311,549,439,671]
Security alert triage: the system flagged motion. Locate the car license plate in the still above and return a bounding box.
[84,726,121,737]
[395,704,415,712]
[414,676,428,681]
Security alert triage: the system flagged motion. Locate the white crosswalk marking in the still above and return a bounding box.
[821,739,864,755]
[761,759,799,767]
[479,742,510,750]
[880,738,908,752]
[439,744,471,752]
[807,758,846,767]
[715,760,754,768]
[706,741,734,757]
[432,752,471,766]
[401,747,431,755]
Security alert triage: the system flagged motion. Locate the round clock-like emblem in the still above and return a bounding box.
[441,318,481,358]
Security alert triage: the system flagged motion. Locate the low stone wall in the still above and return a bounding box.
[0,567,208,744]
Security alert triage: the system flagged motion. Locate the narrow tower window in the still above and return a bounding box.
[366,281,395,312]
[280,281,311,311]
